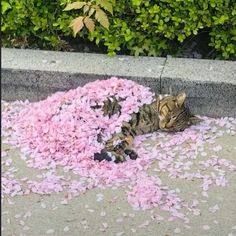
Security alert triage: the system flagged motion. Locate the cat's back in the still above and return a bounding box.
[129,101,159,135]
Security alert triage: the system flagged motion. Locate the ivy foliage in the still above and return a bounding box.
[1,0,236,59]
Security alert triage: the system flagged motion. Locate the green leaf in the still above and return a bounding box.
[33,26,40,31]
[95,9,109,29]
[222,51,229,59]
[64,1,86,11]
[95,38,100,45]
[218,15,229,24]
[132,0,142,6]
[148,48,158,57]
[177,34,185,42]
[96,0,113,14]
[108,51,116,56]
[2,1,11,13]
[44,36,50,41]
[210,2,216,7]
[133,46,143,56]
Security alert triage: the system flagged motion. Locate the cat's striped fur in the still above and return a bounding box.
[94,92,201,163]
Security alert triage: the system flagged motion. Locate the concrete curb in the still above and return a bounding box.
[2,48,236,117]
[161,58,236,117]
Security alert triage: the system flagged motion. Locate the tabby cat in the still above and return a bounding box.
[94,92,201,163]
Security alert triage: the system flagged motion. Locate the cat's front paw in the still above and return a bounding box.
[94,149,125,163]
[124,149,138,160]
[94,150,112,162]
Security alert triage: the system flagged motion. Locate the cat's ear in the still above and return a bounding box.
[176,92,186,107]
[188,115,202,125]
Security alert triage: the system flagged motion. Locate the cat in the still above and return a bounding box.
[94,92,201,163]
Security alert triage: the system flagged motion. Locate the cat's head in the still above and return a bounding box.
[157,92,201,132]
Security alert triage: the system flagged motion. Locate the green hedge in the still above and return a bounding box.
[2,0,236,59]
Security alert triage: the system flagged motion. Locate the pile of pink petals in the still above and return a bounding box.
[3,77,153,169]
[2,77,236,221]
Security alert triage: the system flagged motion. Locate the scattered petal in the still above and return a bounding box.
[100,211,106,217]
[116,232,124,236]
[202,225,210,230]
[46,229,55,234]
[63,226,70,232]
[14,214,21,219]
[41,203,46,209]
[174,228,181,234]
[23,226,30,231]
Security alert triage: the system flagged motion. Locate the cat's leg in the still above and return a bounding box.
[91,96,122,117]
[109,133,138,162]
[102,96,121,117]
[94,133,138,163]
[93,96,138,163]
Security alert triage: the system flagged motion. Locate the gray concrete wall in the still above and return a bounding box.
[2,48,236,117]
